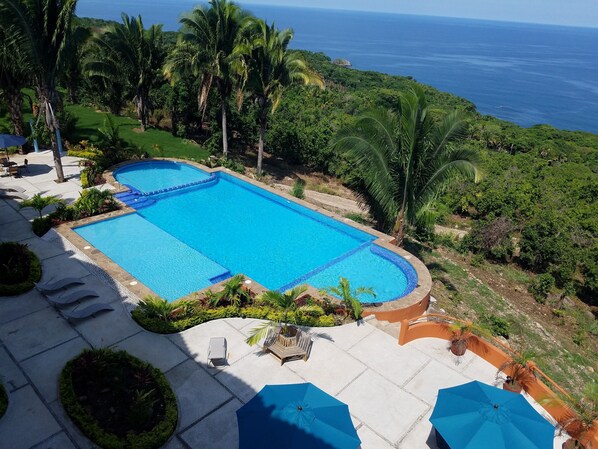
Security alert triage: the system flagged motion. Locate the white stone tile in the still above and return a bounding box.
[112,331,188,373]
[357,424,396,449]
[0,346,28,391]
[181,398,242,449]
[403,359,472,406]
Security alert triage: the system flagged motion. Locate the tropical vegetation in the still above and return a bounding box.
[60,348,177,449]
[0,382,7,419]
[0,242,42,296]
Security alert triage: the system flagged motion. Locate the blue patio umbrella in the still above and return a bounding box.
[0,134,27,149]
[430,381,554,449]
[236,383,361,449]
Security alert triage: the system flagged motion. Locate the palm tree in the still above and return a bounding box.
[238,19,323,175]
[325,277,375,321]
[59,24,91,104]
[0,25,31,137]
[334,87,481,246]
[175,0,249,157]
[19,193,63,219]
[86,14,164,131]
[1,0,78,182]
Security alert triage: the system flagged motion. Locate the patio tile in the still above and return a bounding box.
[397,409,438,449]
[460,352,501,384]
[21,236,71,261]
[0,218,35,241]
[402,359,471,405]
[0,308,78,361]
[73,302,141,347]
[0,289,49,325]
[169,319,254,372]
[0,386,61,449]
[316,321,376,351]
[286,338,367,395]
[215,351,304,403]
[357,424,396,449]
[21,337,90,403]
[338,369,429,444]
[406,337,476,368]
[0,346,28,391]
[38,252,91,284]
[349,330,431,387]
[49,400,97,449]
[0,203,23,225]
[112,331,187,373]
[32,431,77,449]
[162,435,188,449]
[166,359,233,430]
[180,398,242,449]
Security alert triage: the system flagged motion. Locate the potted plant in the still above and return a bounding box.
[447,322,487,356]
[498,351,537,394]
[557,382,598,449]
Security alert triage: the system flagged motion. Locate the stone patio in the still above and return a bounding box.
[0,153,565,448]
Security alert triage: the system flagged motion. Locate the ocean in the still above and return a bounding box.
[75,1,598,133]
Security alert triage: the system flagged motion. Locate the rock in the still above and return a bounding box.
[332,58,352,67]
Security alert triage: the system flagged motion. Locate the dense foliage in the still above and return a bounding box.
[60,348,177,449]
[0,382,6,418]
[0,242,42,296]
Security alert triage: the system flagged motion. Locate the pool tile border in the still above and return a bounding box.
[57,158,432,321]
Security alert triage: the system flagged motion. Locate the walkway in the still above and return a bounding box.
[0,154,563,448]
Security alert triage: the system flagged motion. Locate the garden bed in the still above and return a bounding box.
[0,383,7,419]
[0,242,42,296]
[60,349,177,449]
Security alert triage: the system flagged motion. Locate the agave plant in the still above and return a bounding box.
[325,277,375,321]
[245,285,308,346]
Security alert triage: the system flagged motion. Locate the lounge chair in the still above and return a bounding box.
[208,337,227,366]
[45,289,99,306]
[36,277,85,293]
[62,302,114,320]
[0,189,27,200]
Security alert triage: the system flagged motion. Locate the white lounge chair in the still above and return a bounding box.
[62,303,114,320]
[208,337,227,366]
[45,289,99,306]
[36,277,85,293]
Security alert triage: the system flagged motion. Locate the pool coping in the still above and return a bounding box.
[57,158,432,322]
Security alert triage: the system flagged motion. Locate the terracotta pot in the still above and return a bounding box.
[502,381,523,394]
[562,438,583,449]
[450,339,468,356]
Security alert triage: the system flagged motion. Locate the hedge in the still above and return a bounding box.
[60,349,178,449]
[0,243,42,296]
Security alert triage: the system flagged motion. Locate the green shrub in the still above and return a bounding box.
[528,273,555,304]
[0,242,42,296]
[470,253,486,267]
[73,188,118,218]
[60,349,177,449]
[32,217,52,237]
[0,383,7,419]
[290,178,306,199]
[481,314,511,339]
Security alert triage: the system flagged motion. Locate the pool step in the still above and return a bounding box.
[209,271,232,284]
[147,174,218,197]
[114,189,156,209]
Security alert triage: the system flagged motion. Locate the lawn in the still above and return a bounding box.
[0,102,209,161]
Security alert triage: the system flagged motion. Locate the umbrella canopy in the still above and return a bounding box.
[0,134,27,149]
[430,381,554,449]
[237,383,361,449]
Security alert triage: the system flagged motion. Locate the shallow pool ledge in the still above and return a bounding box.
[64,158,432,322]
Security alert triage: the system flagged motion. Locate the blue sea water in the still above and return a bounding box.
[75,2,598,133]
[76,162,416,301]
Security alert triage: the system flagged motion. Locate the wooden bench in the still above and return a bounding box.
[263,327,313,365]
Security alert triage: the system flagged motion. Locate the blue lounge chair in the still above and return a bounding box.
[45,289,99,306]
[36,277,85,293]
[62,303,114,320]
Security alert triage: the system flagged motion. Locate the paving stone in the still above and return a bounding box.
[0,289,50,325]
[406,337,476,368]
[357,424,396,449]
[49,400,98,449]
[180,398,242,449]
[169,319,255,373]
[286,338,367,395]
[166,359,233,430]
[0,346,27,391]
[349,330,431,387]
[32,431,77,449]
[0,386,61,449]
[215,351,304,403]
[113,331,188,373]
[397,408,439,449]
[315,320,376,351]
[338,369,429,445]
[73,301,140,347]
[161,435,188,449]
[0,308,78,361]
[21,338,90,403]
[38,252,91,284]
[20,237,67,261]
[0,203,23,225]
[0,218,35,241]
[403,359,471,405]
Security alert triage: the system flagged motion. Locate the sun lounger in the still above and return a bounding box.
[208,337,227,366]
[0,190,28,199]
[36,277,85,293]
[62,302,114,320]
[45,289,99,306]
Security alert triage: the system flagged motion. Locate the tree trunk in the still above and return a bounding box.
[38,87,65,183]
[6,88,24,137]
[257,99,268,176]
[392,208,406,247]
[221,100,229,158]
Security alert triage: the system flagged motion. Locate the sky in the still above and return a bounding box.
[243,0,598,28]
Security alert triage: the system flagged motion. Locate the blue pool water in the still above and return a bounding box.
[115,160,211,193]
[76,162,418,302]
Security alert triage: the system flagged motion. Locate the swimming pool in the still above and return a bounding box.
[76,161,418,302]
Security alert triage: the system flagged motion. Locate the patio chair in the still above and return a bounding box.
[36,277,85,293]
[0,189,27,199]
[8,165,19,177]
[208,337,227,366]
[62,302,114,320]
[44,289,99,306]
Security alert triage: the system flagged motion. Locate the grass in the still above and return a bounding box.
[0,101,209,161]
